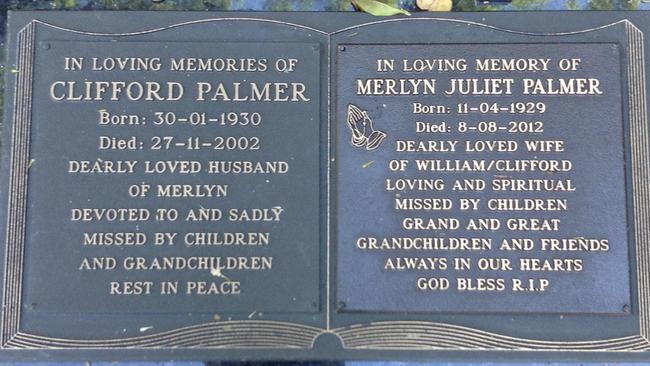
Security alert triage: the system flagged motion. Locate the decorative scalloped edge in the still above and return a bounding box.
[1,16,648,351]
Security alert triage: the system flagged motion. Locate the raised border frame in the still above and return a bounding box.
[1,16,649,353]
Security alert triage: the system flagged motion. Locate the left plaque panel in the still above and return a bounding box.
[11,40,321,314]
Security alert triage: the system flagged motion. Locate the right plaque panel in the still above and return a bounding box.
[336,42,631,314]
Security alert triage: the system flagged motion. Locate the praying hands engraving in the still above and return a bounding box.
[346,104,387,151]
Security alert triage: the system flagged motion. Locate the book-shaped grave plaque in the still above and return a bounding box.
[1,10,650,361]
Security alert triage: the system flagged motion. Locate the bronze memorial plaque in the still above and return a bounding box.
[336,42,630,313]
[1,10,650,361]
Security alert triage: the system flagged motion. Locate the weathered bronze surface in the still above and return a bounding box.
[2,11,650,361]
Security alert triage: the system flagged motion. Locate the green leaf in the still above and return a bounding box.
[362,160,375,168]
[352,0,411,16]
